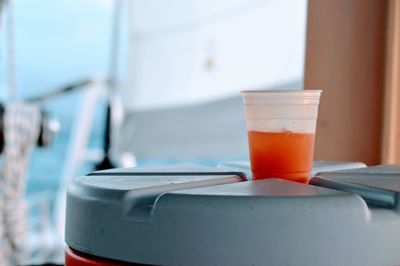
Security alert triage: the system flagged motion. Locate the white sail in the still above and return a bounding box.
[121,0,308,111]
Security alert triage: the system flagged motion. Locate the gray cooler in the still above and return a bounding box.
[65,162,400,266]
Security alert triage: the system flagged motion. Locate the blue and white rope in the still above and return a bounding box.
[0,102,40,266]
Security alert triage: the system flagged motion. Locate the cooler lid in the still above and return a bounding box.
[67,164,246,204]
[311,165,400,209]
[65,162,385,266]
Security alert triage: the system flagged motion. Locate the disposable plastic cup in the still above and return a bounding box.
[241,90,322,183]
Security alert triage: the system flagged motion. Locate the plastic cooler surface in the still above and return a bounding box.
[65,162,400,266]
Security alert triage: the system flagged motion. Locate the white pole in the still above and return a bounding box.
[54,79,105,245]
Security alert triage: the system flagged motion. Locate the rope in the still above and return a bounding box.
[0,103,41,266]
[6,0,17,101]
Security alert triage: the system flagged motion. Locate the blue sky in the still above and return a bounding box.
[0,0,113,99]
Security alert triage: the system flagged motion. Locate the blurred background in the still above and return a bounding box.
[0,0,307,264]
[0,0,115,198]
[0,0,399,265]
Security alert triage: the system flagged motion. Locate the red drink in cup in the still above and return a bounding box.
[241,90,322,183]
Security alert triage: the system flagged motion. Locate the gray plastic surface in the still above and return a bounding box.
[91,163,247,179]
[65,163,400,266]
[217,160,366,179]
[311,165,400,209]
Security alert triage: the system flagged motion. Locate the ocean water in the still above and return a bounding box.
[1,0,114,198]
[25,102,220,194]
[25,93,107,199]
[24,92,224,200]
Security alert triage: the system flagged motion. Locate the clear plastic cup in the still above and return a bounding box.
[241,90,322,183]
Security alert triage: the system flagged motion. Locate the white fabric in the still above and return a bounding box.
[0,103,41,266]
[121,0,307,111]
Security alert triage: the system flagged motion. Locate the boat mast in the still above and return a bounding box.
[95,0,123,170]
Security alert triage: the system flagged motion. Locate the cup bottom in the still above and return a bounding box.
[251,171,310,183]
